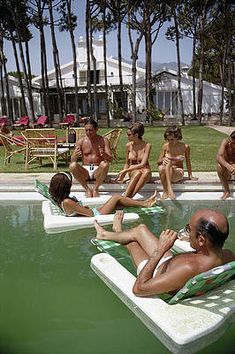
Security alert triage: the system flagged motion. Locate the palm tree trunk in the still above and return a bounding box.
[174,10,184,125]
[197,8,206,124]
[86,0,92,115]
[10,32,27,117]
[117,19,125,111]
[128,13,144,123]
[192,33,197,120]
[48,0,63,121]
[102,2,110,127]
[66,0,79,125]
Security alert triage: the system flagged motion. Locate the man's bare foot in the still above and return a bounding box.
[112,210,124,232]
[161,192,169,200]
[221,191,231,200]
[168,192,176,200]
[92,189,100,198]
[94,220,106,239]
[86,188,93,198]
[144,191,157,207]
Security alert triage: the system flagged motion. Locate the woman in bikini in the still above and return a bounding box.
[116,122,152,197]
[216,130,235,199]
[49,172,157,217]
[157,126,197,200]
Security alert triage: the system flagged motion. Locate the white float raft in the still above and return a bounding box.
[91,250,235,354]
[42,201,139,234]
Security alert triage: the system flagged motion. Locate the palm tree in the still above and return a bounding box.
[30,0,50,122]
[127,2,145,122]
[58,0,80,125]
[107,0,128,112]
[47,0,64,121]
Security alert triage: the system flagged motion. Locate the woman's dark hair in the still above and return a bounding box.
[85,118,98,129]
[230,130,235,140]
[129,122,145,139]
[195,217,229,248]
[164,126,182,140]
[49,172,72,206]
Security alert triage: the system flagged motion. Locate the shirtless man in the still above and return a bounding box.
[94,208,235,296]
[157,126,197,200]
[69,118,112,197]
[216,130,235,200]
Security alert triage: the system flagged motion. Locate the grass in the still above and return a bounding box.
[0,126,227,173]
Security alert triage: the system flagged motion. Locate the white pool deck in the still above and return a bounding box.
[0,171,234,200]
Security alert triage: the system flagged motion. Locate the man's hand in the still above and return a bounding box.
[228,164,235,175]
[98,144,105,157]
[71,145,82,162]
[157,229,178,253]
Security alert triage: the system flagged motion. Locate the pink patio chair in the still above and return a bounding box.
[0,116,8,127]
[59,114,76,128]
[13,115,29,129]
[34,115,48,127]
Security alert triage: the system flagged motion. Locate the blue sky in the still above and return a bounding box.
[3,1,193,76]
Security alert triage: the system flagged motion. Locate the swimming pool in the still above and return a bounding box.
[0,200,235,354]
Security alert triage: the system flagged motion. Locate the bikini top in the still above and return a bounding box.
[165,152,185,161]
[61,196,83,217]
[128,143,150,167]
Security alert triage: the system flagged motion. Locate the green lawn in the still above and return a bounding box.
[0,126,226,173]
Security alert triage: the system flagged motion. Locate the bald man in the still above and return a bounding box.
[94,208,235,297]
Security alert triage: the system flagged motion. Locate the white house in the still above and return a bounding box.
[1,36,225,123]
[0,75,41,121]
[32,35,145,121]
[152,68,225,118]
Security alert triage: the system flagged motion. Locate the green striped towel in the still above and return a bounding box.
[124,205,165,215]
[91,238,135,274]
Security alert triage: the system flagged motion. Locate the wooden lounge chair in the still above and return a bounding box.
[102,128,122,162]
[34,115,48,127]
[13,115,29,129]
[22,128,69,170]
[0,132,26,165]
[60,114,76,128]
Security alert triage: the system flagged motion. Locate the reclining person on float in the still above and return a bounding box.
[49,172,157,217]
[94,208,235,296]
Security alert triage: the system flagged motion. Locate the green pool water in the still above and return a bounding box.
[0,200,235,354]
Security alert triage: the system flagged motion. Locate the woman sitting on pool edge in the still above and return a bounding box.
[49,172,157,217]
[116,122,152,197]
[157,126,197,200]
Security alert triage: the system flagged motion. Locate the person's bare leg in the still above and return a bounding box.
[124,171,142,197]
[98,191,157,214]
[94,221,173,259]
[112,210,124,232]
[126,241,149,267]
[69,162,93,197]
[130,169,151,197]
[93,161,109,197]
[158,166,169,199]
[217,163,231,200]
[165,164,176,199]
